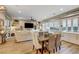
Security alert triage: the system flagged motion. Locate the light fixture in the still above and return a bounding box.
[60,8,64,11]
[30,17,36,21]
[18,10,22,13]
[0,6,5,9]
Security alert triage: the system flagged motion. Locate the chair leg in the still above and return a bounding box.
[48,51,50,54]
[33,45,34,50]
[45,47,50,54]
[59,42,61,50]
[39,49,42,54]
[53,49,55,53]
[36,49,42,54]
[36,50,38,54]
[59,46,61,50]
[56,47,57,52]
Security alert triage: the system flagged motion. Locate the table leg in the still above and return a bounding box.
[41,41,44,54]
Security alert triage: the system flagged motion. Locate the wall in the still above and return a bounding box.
[61,32,79,45]
[12,19,38,31]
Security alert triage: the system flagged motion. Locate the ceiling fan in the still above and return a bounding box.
[30,17,36,21]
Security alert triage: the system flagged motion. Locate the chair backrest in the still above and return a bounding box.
[44,32,49,38]
[48,34,56,51]
[56,33,61,40]
[39,32,44,37]
[55,33,61,46]
[32,31,40,47]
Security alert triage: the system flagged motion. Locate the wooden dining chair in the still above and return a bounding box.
[55,33,61,52]
[32,31,42,54]
[47,34,56,53]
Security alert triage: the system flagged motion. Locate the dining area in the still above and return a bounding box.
[32,30,61,54]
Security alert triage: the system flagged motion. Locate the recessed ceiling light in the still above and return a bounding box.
[60,8,64,11]
[18,10,22,13]
[0,6,4,9]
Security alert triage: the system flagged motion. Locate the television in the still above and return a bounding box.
[24,23,34,28]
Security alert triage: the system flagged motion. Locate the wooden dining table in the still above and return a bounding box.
[38,31,61,53]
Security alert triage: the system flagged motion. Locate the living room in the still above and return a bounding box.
[1,5,79,54]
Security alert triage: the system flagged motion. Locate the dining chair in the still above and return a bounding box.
[39,32,44,38]
[38,32,44,43]
[38,32,50,54]
[32,31,42,54]
[47,34,56,53]
[0,30,7,44]
[55,33,61,52]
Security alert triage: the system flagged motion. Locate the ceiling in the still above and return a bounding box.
[5,5,79,21]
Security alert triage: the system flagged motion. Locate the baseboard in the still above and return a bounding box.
[15,40,32,43]
[62,40,79,46]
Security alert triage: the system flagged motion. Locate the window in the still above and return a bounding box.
[43,23,50,31]
[49,22,54,30]
[67,19,72,31]
[52,21,60,31]
[62,19,67,31]
[72,18,78,32]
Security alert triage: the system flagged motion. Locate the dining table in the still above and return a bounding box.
[39,32,56,54]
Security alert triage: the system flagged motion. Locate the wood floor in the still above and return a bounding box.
[0,38,79,54]
[60,41,79,54]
